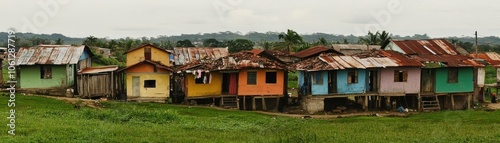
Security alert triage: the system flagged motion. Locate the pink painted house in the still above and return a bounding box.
[379,67,421,95]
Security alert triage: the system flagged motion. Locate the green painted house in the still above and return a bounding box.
[16,45,93,91]
[383,39,483,110]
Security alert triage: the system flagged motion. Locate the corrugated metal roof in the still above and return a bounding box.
[176,50,287,71]
[16,45,87,65]
[173,47,229,66]
[294,51,423,71]
[332,44,381,55]
[470,52,500,67]
[410,54,483,67]
[392,39,458,55]
[79,65,118,74]
[292,46,342,59]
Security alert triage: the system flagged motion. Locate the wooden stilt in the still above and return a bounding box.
[467,94,471,109]
[417,93,421,111]
[252,97,256,110]
[451,95,455,110]
[364,95,368,112]
[243,96,246,110]
[275,97,280,111]
[261,97,267,111]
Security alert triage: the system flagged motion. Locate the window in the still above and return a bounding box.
[347,70,358,84]
[247,71,257,85]
[265,71,277,84]
[312,72,323,85]
[394,70,408,82]
[144,80,156,88]
[40,65,52,79]
[195,72,211,84]
[448,68,458,83]
[144,47,151,60]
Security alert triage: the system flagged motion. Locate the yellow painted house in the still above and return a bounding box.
[123,44,172,100]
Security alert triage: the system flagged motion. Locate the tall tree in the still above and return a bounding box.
[359,31,391,45]
[83,36,98,47]
[55,38,64,45]
[203,38,223,47]
[278,29,304,52]
[225,39,254,53]
[317,37,328,46]
[175,39,195,47]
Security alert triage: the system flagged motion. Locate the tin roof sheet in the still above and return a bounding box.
[173,47,229,66]
[16,45,87,65]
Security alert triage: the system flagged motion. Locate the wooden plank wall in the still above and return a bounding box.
[77,73,113,98]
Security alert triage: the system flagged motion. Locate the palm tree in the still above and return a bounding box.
[278,29,304,52]
[317,37,328,46]
[359,31,391,45]
[83,36,98,46]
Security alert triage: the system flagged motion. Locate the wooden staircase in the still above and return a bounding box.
[421,96,441,111]
[221,96,239,109]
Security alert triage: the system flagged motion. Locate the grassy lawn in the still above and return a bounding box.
[1,95,500,142]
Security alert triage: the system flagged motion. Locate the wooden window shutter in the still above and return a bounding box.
[145,47,151,60]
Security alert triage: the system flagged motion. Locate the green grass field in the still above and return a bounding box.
[1,94,499,143]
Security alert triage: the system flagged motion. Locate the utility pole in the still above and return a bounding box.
[475,31,478,57]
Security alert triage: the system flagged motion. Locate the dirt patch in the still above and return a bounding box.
[28,94,105,109]
[486,103,500,110]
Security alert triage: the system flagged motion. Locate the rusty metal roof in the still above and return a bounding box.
[177,50,287,72]
[79,65,118,74]
[410,54,483,67]
[16,45,90,65]
[173,47,229,66]
[469,52,500,67]
[294,51,423,71]
[292,46,342,59]
[332,44,381,55]
[391,39,458,55]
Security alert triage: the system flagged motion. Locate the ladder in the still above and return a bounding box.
[421,96,441,111]
[221,96,239,109]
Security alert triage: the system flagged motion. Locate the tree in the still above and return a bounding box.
[175,39,195,47]
[55,38,64,45]
[359,31,391,45]
[83,36,98,46]
[225,39,254,53]
[317,37,328,46]
[203,38,224,47]
[278,29,304,52]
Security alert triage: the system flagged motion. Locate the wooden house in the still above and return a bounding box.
[177,49,288,110]
[15,45,93,96]
[383,39,483,110]
[171,47,229,103]
[469,52,500,102]
[294,50,422,113]
[122,44,173,102]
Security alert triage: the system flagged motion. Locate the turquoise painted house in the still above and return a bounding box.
[295,54,376,96]
[16,45,93,92]
[383,39,483,110]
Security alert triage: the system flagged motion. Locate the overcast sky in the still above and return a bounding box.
[2,0,499,39]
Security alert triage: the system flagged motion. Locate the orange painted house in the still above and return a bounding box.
[177,49,288,97]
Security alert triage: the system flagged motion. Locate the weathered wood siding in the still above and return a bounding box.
[379,67,421,94]
[238,69,285,96]
[18,65,71,88]
[435,67,473,93]
[185,72,223,97]
[337,69,366,94]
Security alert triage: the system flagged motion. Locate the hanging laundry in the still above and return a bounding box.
[197,70,202,78]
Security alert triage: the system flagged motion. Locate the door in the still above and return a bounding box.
[132,76,140,97]
[222,73,230,94]
[328,71,337,93]
[367,70,378,92]
[421,69,435,93]
[228,73,238,95]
